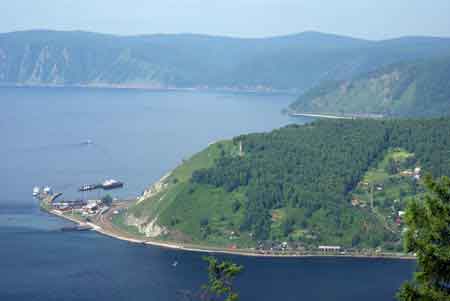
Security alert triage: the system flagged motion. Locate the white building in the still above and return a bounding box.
[318,245,341,252]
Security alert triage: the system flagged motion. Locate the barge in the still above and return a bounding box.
[61,224,92,232]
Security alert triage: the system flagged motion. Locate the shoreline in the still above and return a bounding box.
[44,207,416,261]
[38,138,414,261]
[290,112,353,120]
[288,112,384,120]
[0,83,297,95]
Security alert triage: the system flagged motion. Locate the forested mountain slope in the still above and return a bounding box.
[290,57,450,117]
[123,118,450,251]
[2,30,450,90]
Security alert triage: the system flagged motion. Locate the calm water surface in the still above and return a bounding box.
[0,87,414,301]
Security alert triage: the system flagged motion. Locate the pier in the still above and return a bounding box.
[37,192,62,204]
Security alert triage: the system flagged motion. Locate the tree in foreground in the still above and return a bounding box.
[201,256,244,301]
[397,175,450,301]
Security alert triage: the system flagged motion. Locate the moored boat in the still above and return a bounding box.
[61,224,92,232]
[79,184,101,192]
[32,186,40,196]
[101,179,124,190]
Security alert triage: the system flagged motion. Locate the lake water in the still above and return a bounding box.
[0,87,415,301]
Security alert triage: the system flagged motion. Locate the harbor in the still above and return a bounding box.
[33,179,125,231]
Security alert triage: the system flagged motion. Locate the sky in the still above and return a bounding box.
[1,0,450,40]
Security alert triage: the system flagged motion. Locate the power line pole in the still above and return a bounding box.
[239,140,243,157]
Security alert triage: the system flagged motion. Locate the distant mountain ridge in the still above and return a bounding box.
[2,30,450,90]
[289,56,450,117]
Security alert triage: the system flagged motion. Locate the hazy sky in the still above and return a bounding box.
[2,0,450,39]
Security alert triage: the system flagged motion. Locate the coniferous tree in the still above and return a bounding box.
[201,257,243,301]
[397,175,450,301]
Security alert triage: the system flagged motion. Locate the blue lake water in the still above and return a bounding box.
[0,87,415,300]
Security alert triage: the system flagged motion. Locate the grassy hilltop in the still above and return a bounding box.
[118,118,450,251]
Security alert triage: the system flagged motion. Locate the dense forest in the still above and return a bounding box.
[2,30,450,90]
[126,118,450,250]
[290,57,450,117]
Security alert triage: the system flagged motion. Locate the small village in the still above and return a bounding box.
[350,161,423,239]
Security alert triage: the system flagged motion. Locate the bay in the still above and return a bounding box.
[0,87,415,301]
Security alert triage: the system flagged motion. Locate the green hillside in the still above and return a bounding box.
[2,30,450,90]
[290,57,450,117]
[120,118,450,251]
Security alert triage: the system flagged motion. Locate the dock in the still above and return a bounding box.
[37,192,62,204]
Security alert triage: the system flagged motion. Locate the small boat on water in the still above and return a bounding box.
[172,261,178,267]
[81,139,93,145]
[32,186,40,197]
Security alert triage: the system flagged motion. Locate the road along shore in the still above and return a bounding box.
[44,205,416,260]
[288,112,384,119]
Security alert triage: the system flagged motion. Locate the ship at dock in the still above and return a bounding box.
[101,179,123,190]
[79,184,101,192]
[33,185,53,197]
[78,179,124,192]
[32,186,40,196]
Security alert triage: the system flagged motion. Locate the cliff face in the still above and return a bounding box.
[0,39,171,87]
[17,45,66,84]
[2,30,450,90]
